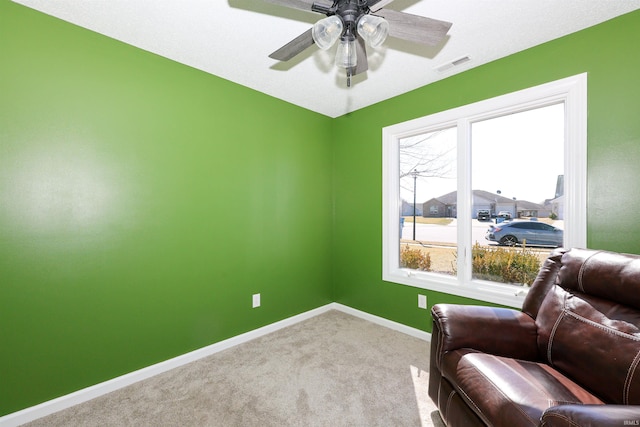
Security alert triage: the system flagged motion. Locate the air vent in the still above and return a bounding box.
[434,55,471,73]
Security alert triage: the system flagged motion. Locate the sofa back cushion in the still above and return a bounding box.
[535,248,640,404]
[557,248,640,310]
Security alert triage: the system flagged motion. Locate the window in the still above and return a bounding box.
[383,74,587,308]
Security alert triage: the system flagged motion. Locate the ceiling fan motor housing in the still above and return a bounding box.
[312,0,371,37]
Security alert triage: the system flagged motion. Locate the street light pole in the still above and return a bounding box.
[412,169,418,241]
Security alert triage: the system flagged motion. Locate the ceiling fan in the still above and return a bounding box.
[262,0,453,86]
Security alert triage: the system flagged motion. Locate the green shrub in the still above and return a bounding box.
[400,245,432,271]
[470,243,541,286]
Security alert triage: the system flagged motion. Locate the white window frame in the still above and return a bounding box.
[382,74,587,308]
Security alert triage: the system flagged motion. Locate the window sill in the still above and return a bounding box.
[384,269,528,309]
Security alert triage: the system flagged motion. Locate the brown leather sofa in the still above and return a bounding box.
[429,248,640,426]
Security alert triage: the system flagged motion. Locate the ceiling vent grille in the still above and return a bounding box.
[434,55,471,73]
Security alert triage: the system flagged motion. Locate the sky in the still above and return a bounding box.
[400,103,564,204]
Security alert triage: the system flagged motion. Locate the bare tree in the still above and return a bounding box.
[399,130,455,194]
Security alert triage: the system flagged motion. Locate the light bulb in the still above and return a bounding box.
[335,36,358,69]
[357,15,389,48]
[312,16,343,50]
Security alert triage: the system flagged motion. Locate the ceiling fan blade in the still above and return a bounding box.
[368,0,396,13]
[269,28,315,61]
[260,0,316,12]
[353,36,368,75]
[376,9,452,46]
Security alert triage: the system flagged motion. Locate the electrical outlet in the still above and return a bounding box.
[418,294,427,309]
[252,293,261,308]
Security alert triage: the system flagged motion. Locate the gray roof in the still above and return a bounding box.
[424,190,545,209]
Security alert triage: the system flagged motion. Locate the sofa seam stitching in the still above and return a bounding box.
[565,310,640,341]
[460,357,540,426]
[550,298,640,405]
[624,348,640,404]
[445,389,455,419]
[546,294,567,366]
[451,383,492,425]
[576,250,602,293]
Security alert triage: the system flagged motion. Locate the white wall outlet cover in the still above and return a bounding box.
[418,294,427,309]
[252,294,261,308]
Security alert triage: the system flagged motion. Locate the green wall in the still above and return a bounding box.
[2,0,640,418]
[0,2,332,415]
[331,11,640,331]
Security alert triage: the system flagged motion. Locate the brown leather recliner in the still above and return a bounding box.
[429,248,640,426]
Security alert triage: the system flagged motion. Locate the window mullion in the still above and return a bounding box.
[457,118,472,285]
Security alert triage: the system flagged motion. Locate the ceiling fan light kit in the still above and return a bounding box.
[357,14,389,48]
[312,15,343,50]
[265,0,453,87]
[335,31,358,69]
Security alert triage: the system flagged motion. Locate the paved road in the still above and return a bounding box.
[401,218,564,248]
[401,219,490,245]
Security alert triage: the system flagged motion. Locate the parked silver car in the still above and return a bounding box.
[485,220,563,247]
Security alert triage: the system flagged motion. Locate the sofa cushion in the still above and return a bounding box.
[536,284,640,404]
[441,349,602,427]
[557,248,640,310]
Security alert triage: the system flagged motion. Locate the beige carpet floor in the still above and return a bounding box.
[24,310,445,426]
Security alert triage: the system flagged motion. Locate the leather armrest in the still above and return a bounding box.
[541,404,640,427]
[431,303,538,362]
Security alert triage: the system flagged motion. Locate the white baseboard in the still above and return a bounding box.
[332,303,431,341]
[0,303,429,427]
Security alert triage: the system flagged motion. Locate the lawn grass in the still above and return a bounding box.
[402,216,453,225]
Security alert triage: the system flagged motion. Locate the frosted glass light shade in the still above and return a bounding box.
[312,16,343,50]
[335,37,357,69]
[357,15,389,48]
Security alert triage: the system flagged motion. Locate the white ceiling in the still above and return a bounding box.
[13,0,640,118]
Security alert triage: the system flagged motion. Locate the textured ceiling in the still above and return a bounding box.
[13,0,640,117]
